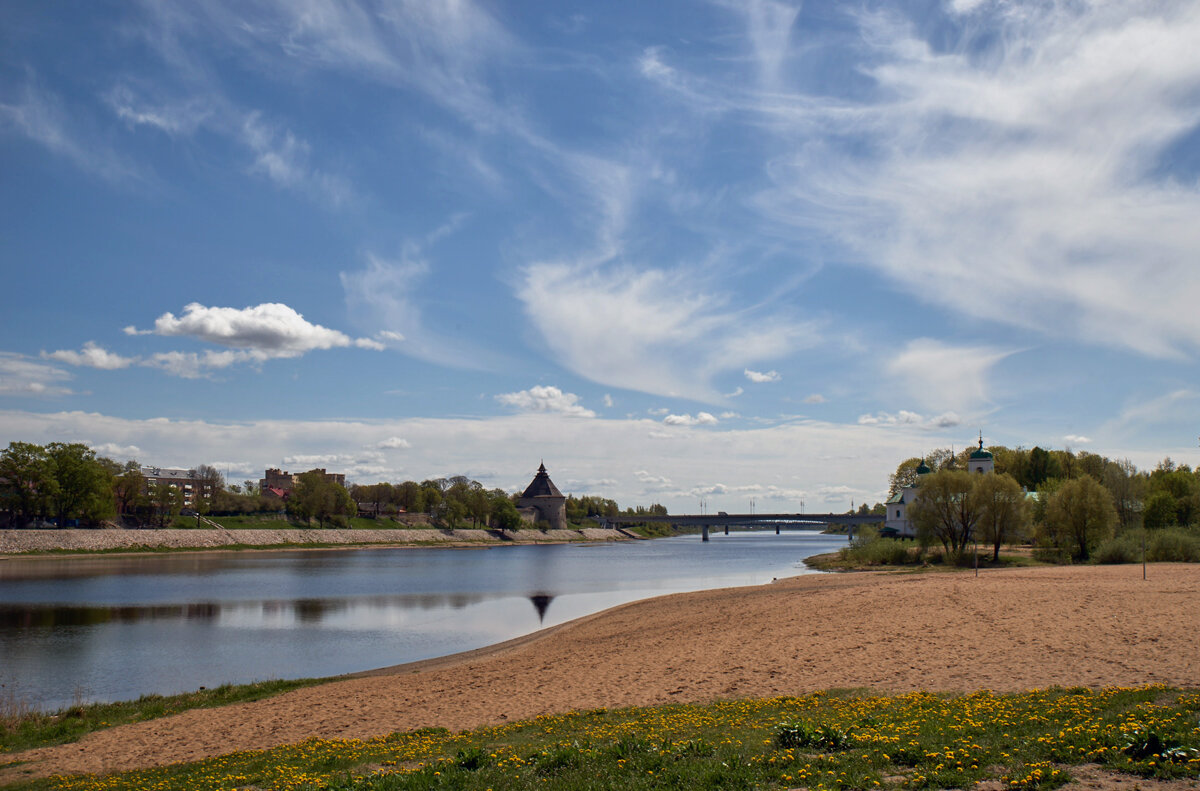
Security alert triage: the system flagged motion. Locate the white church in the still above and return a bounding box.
[884,436,995,538]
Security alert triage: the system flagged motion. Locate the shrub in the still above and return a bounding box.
[1095,531,1141,564]
[1147,528,1200,562]
[839,537,916,566]
[775,721,854,750]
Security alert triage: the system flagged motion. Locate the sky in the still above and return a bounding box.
[2,0,1199,513]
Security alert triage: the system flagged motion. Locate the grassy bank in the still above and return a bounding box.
[9,686,1198,790]
[1,679,326,755]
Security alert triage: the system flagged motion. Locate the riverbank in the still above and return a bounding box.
[3,563,1197,782]
[0,527,632,557]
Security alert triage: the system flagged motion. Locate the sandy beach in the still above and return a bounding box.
[3,563,1198,782]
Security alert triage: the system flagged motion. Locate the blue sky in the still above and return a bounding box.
[2,0,1199,511]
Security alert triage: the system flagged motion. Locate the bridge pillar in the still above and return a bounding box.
[724,524,729,535]
[776,524,780,535]
[701,524,709,542]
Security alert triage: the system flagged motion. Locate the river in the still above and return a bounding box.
[0,530,846,711]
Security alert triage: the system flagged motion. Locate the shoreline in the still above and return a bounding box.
[3,563,1197,782]
[0,526,636,559]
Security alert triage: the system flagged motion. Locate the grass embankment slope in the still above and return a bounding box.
[2,563,1197,790]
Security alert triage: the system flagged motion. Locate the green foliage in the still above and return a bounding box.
[840,536,919,566]
[29,686,1200,791]
[0,678,323,754]
[1042,476,1117,561]
[287,472,356,527]
[775,721,854,750]
[908,469,980,562]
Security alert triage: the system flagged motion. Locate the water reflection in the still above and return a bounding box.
[0,592,490,630]
[529,593,554,623]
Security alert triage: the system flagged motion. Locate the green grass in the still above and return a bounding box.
[10,686,1199,791]
[1,679,326,755]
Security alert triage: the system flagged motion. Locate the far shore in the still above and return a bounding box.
[0,526,637,559]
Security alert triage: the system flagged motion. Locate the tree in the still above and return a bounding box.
[907,469,980,562]
[112,461,147,518]
[45,442,114,526]
[974,473,1030,561]
[193,464,225,513]
[149,479,184,527]
[1102,458,1145,530]
[287,471,355,527]
[1043,476,1117,561]
[0,441,57,526]
[489,494,522,530]
[889,457,925,497]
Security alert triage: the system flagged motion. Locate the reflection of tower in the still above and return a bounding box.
[529,593,554,623]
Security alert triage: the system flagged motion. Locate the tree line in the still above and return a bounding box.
[0,441,664,530]
[889,444,1200,562]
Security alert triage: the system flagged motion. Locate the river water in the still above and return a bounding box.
[0,530,846,711]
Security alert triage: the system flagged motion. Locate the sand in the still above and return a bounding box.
[3,563,1198,782]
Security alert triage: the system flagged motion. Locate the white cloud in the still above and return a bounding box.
[744,368,781,383]
[43,342,136,370]
[724,386,745,398]
[885,339,1012,414]
[241,112,350,205]
[746,3,1200,360]
[141,350,259,379]
[0,354,73,397]
[1063,435,1092,445]
[496,385,595,418]
[803,393,826,404]
[857,410,962,430]
[518,262,818,402]
[91,442,142,459]
[603,394,614,408]
[128,302,380,360]
[663,411,718,427]
[375,436,411,450]
[719,411,740,419]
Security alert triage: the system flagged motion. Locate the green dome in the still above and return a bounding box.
[915,460,932,475]
[969,436,992,460]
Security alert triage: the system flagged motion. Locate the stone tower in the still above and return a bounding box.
[517,462,568,530]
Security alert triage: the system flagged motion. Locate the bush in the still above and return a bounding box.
[1095,531,1142,564]
[839,537,916,566]
[1147,527,1200,562]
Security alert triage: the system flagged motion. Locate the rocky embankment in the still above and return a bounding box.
[0,527,632,555]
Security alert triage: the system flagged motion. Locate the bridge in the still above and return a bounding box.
[593,512,882,541]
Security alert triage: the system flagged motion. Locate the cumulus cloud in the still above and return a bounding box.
[663,411,718,427]
[126,302,383,361]
[603,394,614,408]
[141,350,259,379]
[744,368,781,383]
[803,393,826,404]
[43,341,136,370]
[857,410,962,430]
[1063,434,1092,445]
[496,385,596,417]
[375,436,411,449]
[0,353,73,396]
[91,442,142,459]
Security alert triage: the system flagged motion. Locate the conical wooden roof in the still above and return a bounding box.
[521,462,564,499]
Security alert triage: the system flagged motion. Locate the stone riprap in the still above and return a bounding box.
[0,527,627,554]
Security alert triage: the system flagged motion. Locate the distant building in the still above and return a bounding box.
[884,434,995,538]
[517,462,567,530]
[259,467,347,500]
[140,466,214,507]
